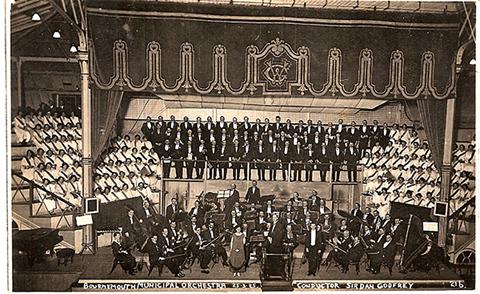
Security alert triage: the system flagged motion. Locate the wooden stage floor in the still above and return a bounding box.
[13,247,466,291]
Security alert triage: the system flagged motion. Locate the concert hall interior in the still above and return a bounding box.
[9,0,476,292]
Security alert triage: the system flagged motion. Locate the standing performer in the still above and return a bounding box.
[305,222,323,276]
[245,180,261,204]
[229,225,246,277]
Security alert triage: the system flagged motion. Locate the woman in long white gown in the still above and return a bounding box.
[38,179,57,214]
[13,112,31,143]
[21,150,36,180]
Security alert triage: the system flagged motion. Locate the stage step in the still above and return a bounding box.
[11,157,22,171]
[11,144,35,157]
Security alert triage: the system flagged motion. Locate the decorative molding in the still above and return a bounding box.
[90,38,456,100]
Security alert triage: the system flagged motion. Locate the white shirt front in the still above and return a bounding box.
[310,230,316,246]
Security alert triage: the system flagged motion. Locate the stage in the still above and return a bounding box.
[12,246,468,291]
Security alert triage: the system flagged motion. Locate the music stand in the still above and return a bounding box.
[309,211,320,222]
[211,213,226,231]
[217,190,230,199]
[260,195,276,203]
[204,192,218,203]
[291,224,303,235]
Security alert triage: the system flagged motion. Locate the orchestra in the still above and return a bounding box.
[109,185,423,279]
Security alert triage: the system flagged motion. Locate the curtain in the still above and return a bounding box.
[91,89,124,162]
[416,98,447,170]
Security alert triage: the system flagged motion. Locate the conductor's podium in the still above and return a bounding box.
[260,251,293,291]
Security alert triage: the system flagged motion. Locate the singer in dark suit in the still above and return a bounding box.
[245,180,261,204]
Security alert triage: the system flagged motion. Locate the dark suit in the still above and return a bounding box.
[229,145,243,180]
[305,229,324,275]
[291,147,305,181]
[280,146,292,181]
[330,148,344,182]
[358,125,369,157]
[172,145,184,179]
[143,238,180,276]
[202,228,228,264]
[346,128,359,145]
[345,147,359,182]
[266,144,280,181]
[160,145,172,178]
[207,145,219,179]
[308,196,321,212]
[254,146,267,181]
[189,206,205,221]
[245,186,260,204]
[165,204,180,222]
[141,121,155,140]
[224,189,240,213]
[379,127,391,148]
[218,145,229,179]
[317,147,329,181]
[369,125,381,146]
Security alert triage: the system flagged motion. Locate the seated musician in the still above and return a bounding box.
[187,216,202,235]
[123,209,141,247]
[348,236,365,274]
[203,222,228,266]
[232,201,244,218]
[349,203,364,236]
[390,218,405,243]
[362,206,374,227]
[319,198,330,215]
[166,197,182,223]
[262,200,276,216]
[338,219,350,234]
[361,225,377,245]
[296,200,310,223]
[289,192,303,206]
[190,226,213,274]
[324,230,352,273]
[412,234,440,272]
[143,234,185,277]
[111,232,137,275]
[308,191,321,212]
[168,221,182,244]
[241,222,253,268]
[284,212,296,225]
[189,200,205,220]
[138,200,157,229]
[368,234,395,274]
[319,213,335,241]
[283,201,295,215]
[226,210,242,231]
[255,211,268,231]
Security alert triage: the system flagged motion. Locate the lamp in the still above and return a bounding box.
[31,13,41,21]
[52,31,61,39]
[469,58,476,65]
[69,45,78,53]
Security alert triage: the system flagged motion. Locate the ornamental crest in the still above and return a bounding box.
[263,58,291,87]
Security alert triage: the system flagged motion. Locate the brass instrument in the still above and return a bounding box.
[326,240,348,255]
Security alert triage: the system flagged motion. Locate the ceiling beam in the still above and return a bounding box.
[12,1,49,16]
[46,0,83,33]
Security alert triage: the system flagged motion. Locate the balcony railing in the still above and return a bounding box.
[11,173,79,229]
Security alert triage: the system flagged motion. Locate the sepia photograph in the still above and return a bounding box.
[6,0,477,291]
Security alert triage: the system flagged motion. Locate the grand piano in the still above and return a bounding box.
[12,228,63,266]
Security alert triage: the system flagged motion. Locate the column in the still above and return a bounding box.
[78,49,95,253]
[437,98,456,247]
[16,58,23,109]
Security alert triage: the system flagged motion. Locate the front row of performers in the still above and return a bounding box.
[110,193,438,278]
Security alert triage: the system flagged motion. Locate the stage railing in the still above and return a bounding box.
[158,158,361,183]
[12,173,78,229]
